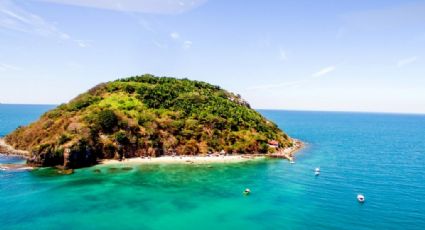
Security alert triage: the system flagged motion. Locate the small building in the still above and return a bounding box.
[268,140,279,148]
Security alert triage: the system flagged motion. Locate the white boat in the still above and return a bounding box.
[290,160,295,164]
[243,188,251,195]
[357,194,365,203]
[314,167,320,176]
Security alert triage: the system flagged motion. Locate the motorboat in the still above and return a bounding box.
[357,194,365,203]
[243,188,251,195]
[314,167,320,176]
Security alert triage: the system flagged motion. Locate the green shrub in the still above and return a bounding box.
[58,134,71,145]
[124,84,135,94]
[115,131,129,144]
[97,110,118,132]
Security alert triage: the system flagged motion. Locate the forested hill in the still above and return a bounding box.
[5,74,292,168]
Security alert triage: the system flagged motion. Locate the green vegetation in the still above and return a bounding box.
[5,74,291,168]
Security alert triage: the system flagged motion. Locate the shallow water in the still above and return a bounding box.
[1,105,425,229]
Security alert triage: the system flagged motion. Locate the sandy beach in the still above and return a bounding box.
[101,139,304,166]
[100,154,266,165]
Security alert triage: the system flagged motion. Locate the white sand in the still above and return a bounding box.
[101,139,304,166]
[100,155,265,165]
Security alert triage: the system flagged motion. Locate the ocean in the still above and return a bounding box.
[1,104,424,229]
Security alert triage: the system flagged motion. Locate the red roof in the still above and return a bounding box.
[268,140,279,146]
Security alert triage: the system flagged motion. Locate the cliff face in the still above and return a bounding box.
[5,75,292,168]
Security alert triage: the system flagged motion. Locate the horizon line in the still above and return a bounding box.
[1,103,424,116]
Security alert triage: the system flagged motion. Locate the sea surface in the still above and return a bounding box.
[1,104,424,230]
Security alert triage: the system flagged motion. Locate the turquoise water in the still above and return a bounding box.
[1,105,425,229]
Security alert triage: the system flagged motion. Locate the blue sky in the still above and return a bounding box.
[0,0,424,114]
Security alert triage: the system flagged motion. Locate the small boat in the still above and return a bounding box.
[243,188,251,196]
[357,194,365,203]
[290,160,295,164]
[314,167,320,176]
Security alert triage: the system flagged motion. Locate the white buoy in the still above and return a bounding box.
[315,167,320,172]
[357,194,365,203]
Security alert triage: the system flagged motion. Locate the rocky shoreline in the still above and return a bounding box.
[267,139,304,161]
[0,137,304,170]
[0,138,29,157]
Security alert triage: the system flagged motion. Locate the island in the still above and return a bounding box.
[1,75,302,169]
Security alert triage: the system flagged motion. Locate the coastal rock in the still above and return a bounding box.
[57,168,74,175]
[0,138,29,157]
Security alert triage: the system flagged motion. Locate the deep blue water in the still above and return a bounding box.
[0,104,56,137]
[1,104,425,229]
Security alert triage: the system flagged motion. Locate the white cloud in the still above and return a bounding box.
[170,32,180,39]
[397,56,417,68]
[36,0,208,14]
[248,65,337,91]
[75,40,92,48]
[279,48,288,61]
[60,33,71,40]
[246,80,305,90]
[169,32,192,49]
[0,1,91,47]
[138,17,154,32]
[312,66,336,77]
[183,40,192,49]
[0,63,20,72]
[0,1,66,38]
[152,39,167,49]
